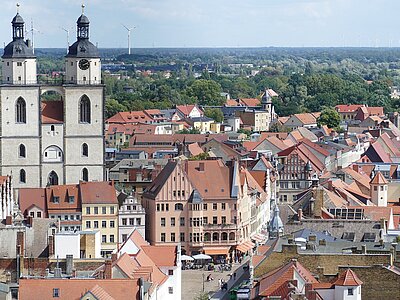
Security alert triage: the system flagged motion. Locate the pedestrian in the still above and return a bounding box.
[233,272,236,280]
[218,278,222,287]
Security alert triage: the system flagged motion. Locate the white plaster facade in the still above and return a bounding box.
[0,12,105,192]
[54,232,81,259]
[118,194,146,243]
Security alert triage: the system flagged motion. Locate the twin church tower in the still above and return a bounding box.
[0,6,105,190]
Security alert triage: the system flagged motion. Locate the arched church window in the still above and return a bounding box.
[82,168,89,182]
[82,143,88,157]
[19,144,26,158]
[16,97,26,123]
[20,169,26,183]
[48,171,59,186]
[79,95,91,123]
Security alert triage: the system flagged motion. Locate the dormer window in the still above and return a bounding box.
[69,196,75,204]
[53,196,60,204]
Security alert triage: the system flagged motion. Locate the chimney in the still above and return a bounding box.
[361,244,367,254]
[54,267,62,278]
[66,255,74,276]
[111,253,118,263]
[26,216,33,227]
[104,260,112,279]
[48,235,54,257]
[198,162,205,172]
[297,209,303,221]
[16,231,25,258]
[5,216,12,225]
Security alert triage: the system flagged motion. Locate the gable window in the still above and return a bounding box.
[19,169,26,183]
[82,168,89,182]
[68,196,75,203]
[348,288,354,295]
[19,144,26,158]
[82,143,88,157]
[16,97,26,123]
[53,196,60,204]
[79,95,91,123]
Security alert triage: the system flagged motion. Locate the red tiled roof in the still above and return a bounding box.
[19,188,46,216]
[107,111,152,124]
[188,143,204,156]
[41,101,63,124]
[335,104,365,113]
[19,278,139,300]
[186,160,231,199]
[176,104,202,117]
[80,182,118,205]
[293,113,318,125]
[367,107,384,116]
[333,269,363,286]
[46,184,81,212]
[141,245,177,267]
[370,171,388,185]
[239,98,260,107]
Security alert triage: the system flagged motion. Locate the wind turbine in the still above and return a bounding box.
[122,24,136,55]
[25,19,41,54]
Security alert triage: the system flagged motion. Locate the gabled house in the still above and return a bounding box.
[173,104,204,120]
[283,112,320,130]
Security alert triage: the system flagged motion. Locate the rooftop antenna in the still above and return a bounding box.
[61,27,71,54]
[122,24,136,55]
[25,19,41,54]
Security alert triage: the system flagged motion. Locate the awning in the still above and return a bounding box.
[251,233,266,243]
[236,241,255,253]
[203,247,230,256]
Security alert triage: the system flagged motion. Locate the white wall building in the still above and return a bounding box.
[0,10,104,192]
[118,194,146,243]
[54,232,80,259]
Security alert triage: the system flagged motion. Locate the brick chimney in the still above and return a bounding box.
[16,231,25,257]
[298,209,303,221]
[104,260,112,279]
[5,216,12,225]
[111,253,118,263]
[48,235,54,257]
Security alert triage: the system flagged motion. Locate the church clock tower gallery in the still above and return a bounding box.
[0,5,105,191]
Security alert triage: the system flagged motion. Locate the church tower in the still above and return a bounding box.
[2,7,37,84]
[0,7,41,189]
[63,5,105,183]
[65,5,101,85]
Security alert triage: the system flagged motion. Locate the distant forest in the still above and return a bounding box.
[1,47,399,118]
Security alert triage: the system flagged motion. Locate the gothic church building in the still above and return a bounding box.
[0,9,105,190]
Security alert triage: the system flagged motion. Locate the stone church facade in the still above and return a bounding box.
[0,9,105,191]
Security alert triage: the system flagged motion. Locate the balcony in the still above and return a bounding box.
[203,224,237,230]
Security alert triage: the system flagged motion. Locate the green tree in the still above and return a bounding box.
[204,108,224,123]
[185,79,224,106]
[177,128,201,134]
[317,108,341,129]
[105,98,127,119]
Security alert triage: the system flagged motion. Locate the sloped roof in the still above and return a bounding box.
[88,285,115,300]
[19,188,46,216]
[18,279,139,300]
[257,260,318,297]
[239,98,260,107]
[144,161,178,198]
[335,104,364,113]
[188,142,204,157]
[333,269,363,286]
[41,101,64,124]
[46,184,81,212]
[141,245,177,267]
[186,160,231,199]
[367,107,384,116]
[176,104,202,116]
[370,171,388,185]
[80,182,118,205]
[106,111,153,124]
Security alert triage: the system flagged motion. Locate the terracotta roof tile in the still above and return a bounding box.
[370,171,388,185]
[335,104,365,113]
[239,98,260,107]
[19,188,46,216]
[333,269,363,286]
[41,101,63,124]
[80,182,118,205]
[19,278,139,300]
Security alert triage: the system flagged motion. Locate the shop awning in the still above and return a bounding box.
[251,233,266,243]
[236,241,255,253]
[203,247,230,256]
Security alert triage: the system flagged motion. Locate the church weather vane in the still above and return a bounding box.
[82,2,85,14]
[16,3,20,13]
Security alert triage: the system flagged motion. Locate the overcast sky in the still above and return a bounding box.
[0,0,398,48]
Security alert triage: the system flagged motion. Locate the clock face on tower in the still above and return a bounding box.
[79,59,90,70]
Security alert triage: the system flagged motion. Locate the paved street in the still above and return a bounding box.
[182,262,250,300]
